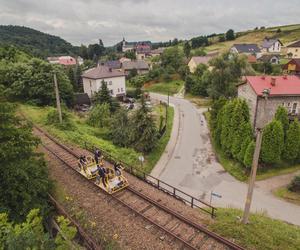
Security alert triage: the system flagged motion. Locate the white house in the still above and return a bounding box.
[81,65,126,98]
[261,38,283,53]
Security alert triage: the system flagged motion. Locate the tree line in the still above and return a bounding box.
[210,98,300,169]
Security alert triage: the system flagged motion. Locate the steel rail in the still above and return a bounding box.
[35,125,245,250]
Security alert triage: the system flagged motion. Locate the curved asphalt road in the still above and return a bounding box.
[150,92,300,226]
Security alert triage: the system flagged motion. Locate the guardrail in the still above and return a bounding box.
[83,141,216,218]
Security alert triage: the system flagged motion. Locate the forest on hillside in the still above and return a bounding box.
[0,25,77,58]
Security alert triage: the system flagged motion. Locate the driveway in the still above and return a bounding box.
[150,93,300,226]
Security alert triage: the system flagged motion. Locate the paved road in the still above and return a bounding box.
[150,93,300,226]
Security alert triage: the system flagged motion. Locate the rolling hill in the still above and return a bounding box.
[0,25,77,58]
[203,24,300,53]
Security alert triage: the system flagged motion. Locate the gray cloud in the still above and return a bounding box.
[0,0,299,46]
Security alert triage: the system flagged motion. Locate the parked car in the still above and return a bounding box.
[126,103,134,110]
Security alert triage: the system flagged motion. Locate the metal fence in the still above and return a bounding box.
[84,141,217,218]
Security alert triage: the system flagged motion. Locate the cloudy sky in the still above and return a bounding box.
[0,0,299,46]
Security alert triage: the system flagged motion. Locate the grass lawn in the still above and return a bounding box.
[19,103,173,174]
[208,208,300,250]
[143,80,184,96]
[184,93,212,108]
[273,187,300,206]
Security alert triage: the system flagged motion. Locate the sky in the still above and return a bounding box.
[0,0,299,46]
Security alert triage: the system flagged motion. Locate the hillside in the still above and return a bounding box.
[0,25,77,58]
[203,24,300,53]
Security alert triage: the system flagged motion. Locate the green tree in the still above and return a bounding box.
[183,42,191,57]
[130,98,158,152]
[93,81,113,109]
[237,122,253,163]
[0,103,51,221]
[161,46,184,71]
[124,50,136,60]
[109,108,131,147]
[225,29,235,41]
[0,209,53,249]
[87,103,111,128]
[67,67,76,91]
[283,119,300,162]
[261,120,284,164]
[288,175,300,193]
[184,75,195,93]
[243,140,255,168]
[275,106,289,136]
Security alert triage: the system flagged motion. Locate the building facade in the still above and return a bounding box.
[82,65,126,98]
[238,76,300,129]
[286,40,300,58]
[261,38,282,53]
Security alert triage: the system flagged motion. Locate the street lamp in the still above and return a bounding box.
[242,88,270,224]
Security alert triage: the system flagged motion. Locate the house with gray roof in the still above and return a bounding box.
[230,44,261,58]
[122,60,149,75]
[257,54,280,64]
[82,65,126,98]
[261,38,283,53]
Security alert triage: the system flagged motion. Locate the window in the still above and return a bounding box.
[110,90,113,95]
[118,88,120,92]
[109,81,112,85]
[296,49,298,52]
[121,88,124,92]
[292,103,298,114]
[282,102,285,107]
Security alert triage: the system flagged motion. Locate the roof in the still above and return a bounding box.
[262,38,282,48]
[190,56,212,65]
[282,59,300,71]
[122,60,149,70]
[258,54,280,63]
[243,75,300,96]
[151,48,165,54]
[82,65,126,79]
[104,60,121,69]
[59,56,77,66]
[247,55,257,63]
[286,40,300,48]
[232,44,261,53]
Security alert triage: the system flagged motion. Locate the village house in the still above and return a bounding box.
[230,44,261,58]
[188,56,213,73]
[47,56,77,66]
[150,47,165,57]
[286,40,300,58]
[119,57,131,64]
[135,42,152,60]
[261,38,282,53]
[257,54,280,64]
[81,65,126,98]
[238,75,300,129]
[122,60,149,75]
[104,60,122,69]
[282,59,300,75]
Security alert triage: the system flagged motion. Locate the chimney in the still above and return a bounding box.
[271,77,276,86]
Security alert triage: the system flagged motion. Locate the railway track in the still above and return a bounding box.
[34,125,244,250]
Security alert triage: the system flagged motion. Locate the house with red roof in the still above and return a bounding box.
[238,75,300,129]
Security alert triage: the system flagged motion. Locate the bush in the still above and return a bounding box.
[46,108,75,130]
[87,103,111,128]
[288,176,300,193]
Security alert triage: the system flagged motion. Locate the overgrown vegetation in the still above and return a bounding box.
[208,208,300,250]
[0,102,51,222]
[0,46,74,106]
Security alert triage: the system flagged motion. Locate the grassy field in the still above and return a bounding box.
[208,208,300,250]
[184,94,212,108]
[274,187,300,205]
[143,80,184,96]
[201,24,300,53]
[19,104,174,173]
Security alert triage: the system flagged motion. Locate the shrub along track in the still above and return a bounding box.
[34,125,244,250]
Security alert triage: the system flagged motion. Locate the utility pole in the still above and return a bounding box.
[53,73,62,124]
[242,128,263,224]
[165,91,169,127]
